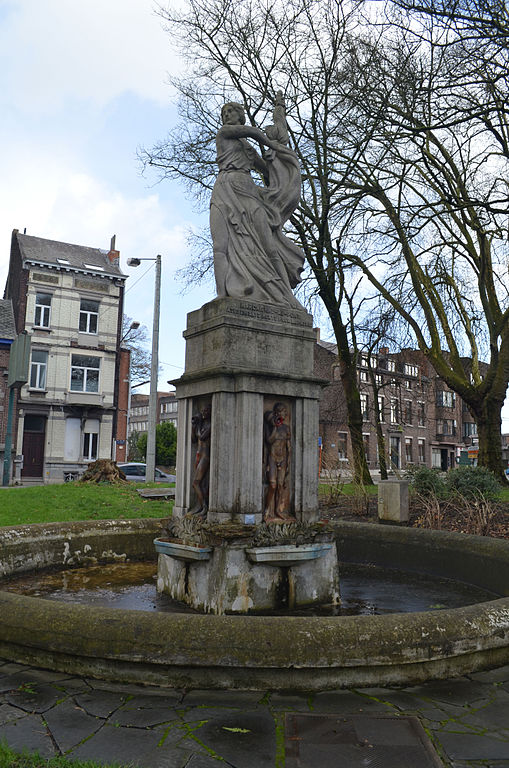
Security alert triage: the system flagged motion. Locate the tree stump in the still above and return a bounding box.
[79,459,127,484]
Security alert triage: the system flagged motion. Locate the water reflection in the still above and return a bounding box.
[1,561,499,617]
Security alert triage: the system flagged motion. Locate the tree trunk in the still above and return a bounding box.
[474,396,505,480]
[340,362,373,486]
[376,422,388,480]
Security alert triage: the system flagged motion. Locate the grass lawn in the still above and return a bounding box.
[0,482,173,527]
[0,742,130,768]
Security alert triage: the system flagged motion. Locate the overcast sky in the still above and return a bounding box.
[1,0,507,430]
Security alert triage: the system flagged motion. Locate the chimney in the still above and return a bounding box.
[107,234,120,266]
[379,346,389,355]
[314,327,321,342]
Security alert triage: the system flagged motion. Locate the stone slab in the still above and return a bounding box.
[70,722,167,765]
[434,729,509,760]
[378,480,409,523]
[188,709,276,768]
[285,714,443,767]
[44,699,103,753]
[74,689,130,718]
[0,712,56,757]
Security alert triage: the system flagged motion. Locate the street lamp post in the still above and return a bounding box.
[126,255,162,483]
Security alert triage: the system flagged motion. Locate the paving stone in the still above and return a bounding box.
[434,730,509,760]
[0,661,26,675]
[113,702,178,728]
[44,699,104,753]
[469,666,509,684]
[0,712,56,757]
[180,689,262,709]
[74,689,130,718]
[69,722,165,764]
[313,689,393,715]
[5,682,62,713]
[185,709,276,768]
[184,755,230,768]
[457,694,509,731]
[267,692,315,711]
[285,714,443,768]
[88,678,185,699]
[52,677,93,693]
[142,744,195,768]
[372,689,463,722]
[179,706,243,724]
[405,678,493,707]
[0,702,27,725]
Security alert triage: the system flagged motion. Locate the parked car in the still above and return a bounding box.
[117,463,176,483]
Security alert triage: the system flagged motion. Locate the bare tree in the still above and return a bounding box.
[122,315,151,387]
[142,0,373,484]
[324,14,509,477]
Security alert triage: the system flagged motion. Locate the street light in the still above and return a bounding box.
[126,255,162,483]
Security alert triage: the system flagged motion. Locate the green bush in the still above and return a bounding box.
[445,465,500,500]
[406,466,447,498]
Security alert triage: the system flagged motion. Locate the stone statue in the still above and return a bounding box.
[210,92,304,309]
[263,402,294,522]
[190,404,211,516]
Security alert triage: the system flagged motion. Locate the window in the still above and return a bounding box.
[83,419,99,461]
[437,390,456,407]
[463,422,478,437]
[360,355,368,367]
[70,355,100,392]
[418,438,426,463]
[390,398,399,424]
[405,437,413,463]
[437,418,457,436]
[79,299,99,334]
[359,369,369,383]
[337,432,348,459]
[360,393,369,420]
[387,359,396,372]
[30,350,48,389]
[376,374,383,386]
[378,395,385,422]
[404,364,419,377]
[404,400,412,424]
[418,402,426,427]
[34,293,51,328]
[404,379,412,390]
[363,433,370,462]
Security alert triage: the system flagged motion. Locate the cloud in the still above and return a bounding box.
[0,0,178,114]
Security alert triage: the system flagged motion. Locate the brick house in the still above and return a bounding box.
[128,391,177,439]
[316,338,475,474]
[3,230,128,483]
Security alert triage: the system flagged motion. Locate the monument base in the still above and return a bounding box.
[156,542,340,615]
[172,297,325,524]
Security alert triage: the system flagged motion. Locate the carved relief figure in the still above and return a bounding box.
[210,92,304,309]
[190,404,211,516]
[263,402,294,522]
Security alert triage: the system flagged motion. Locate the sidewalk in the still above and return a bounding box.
[1,658,509,766]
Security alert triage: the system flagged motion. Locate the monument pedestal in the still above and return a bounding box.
[172,297,324,524]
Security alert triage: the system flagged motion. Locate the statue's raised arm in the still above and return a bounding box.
[210,97,304,309]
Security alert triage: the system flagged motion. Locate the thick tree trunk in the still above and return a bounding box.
[474,396,505,480]
[340,362,373,486]
[376,422,388,480]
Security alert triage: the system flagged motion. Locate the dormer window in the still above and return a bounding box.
[79,299,99,334]
[34,293,52,328]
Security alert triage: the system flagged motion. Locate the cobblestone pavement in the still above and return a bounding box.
[1,658,509,767]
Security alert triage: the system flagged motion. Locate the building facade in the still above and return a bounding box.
[3,230,128,483]
[0,299,16,469]
[128,391,178,438]
[316,339,479,474]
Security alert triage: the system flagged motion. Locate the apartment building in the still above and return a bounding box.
[128,391,178,437]
[3,230,128,483]
[315,339,476,473]
[0,300,16,467]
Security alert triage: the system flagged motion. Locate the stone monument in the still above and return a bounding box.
[157,93,339,613]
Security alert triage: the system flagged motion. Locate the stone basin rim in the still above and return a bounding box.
[0,518,508,690]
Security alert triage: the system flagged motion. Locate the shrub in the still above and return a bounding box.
[445,465,500,500]
[406,466,447,498]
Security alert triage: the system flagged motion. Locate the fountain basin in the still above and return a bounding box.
[245,543,333,566]
[0,519,508,690]
[154,539,212,561]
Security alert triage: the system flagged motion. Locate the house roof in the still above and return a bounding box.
[0,299,16,340]
[16,233,126,280]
